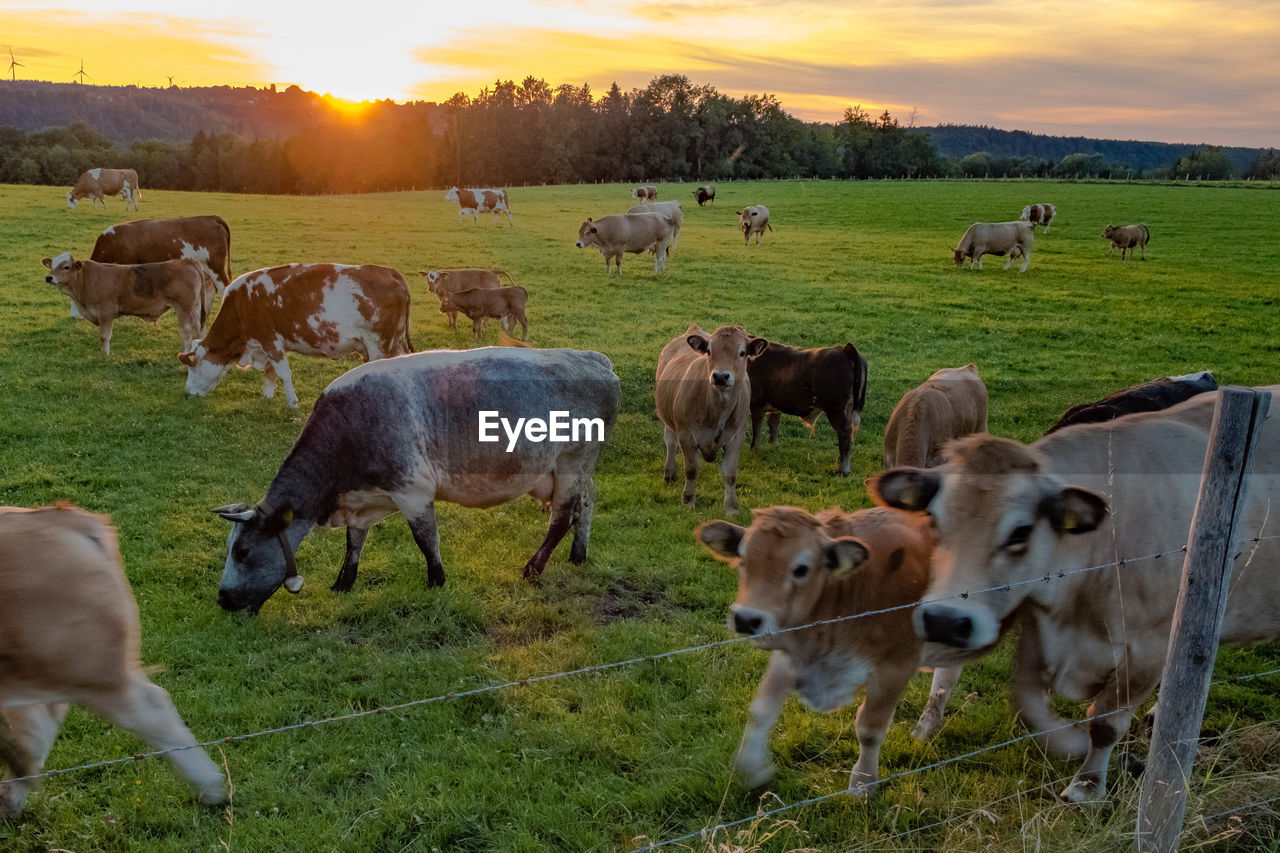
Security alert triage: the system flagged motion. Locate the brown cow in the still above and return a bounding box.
[697,506,962,793]
[437,285,529,340]
[1044,371,1218,435]
[67,168,139,211]
[1102,224,1150,260]
[417,268,513,328]
[41,253,213,354]
[575,213,677,274]
[1020,203,1057,232]
[444,187,513,225]
[630,185,658,202]
[0,504,226,816]
[692,185,715,207]
[884,365,988,468]
[654,324,768,512]
[91,216,233,296]
[179,263,413,408]
[737,205,772,246]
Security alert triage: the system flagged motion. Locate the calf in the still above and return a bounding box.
[692,185,715,207]
[575,213,677,274]
[92,215,234,293]
[0,504,226,816]
[697,506,961,793]
[1020,203,1057,232]
[737,205,772,246]
[1044,371,1218,435]
[67,168,139,211]
[444,187,513,225]
[437,285,529,340]
[1102,223,1150,260]
[884,364,988,468]
[627,200,684,251]
[953,221,1033,271]
[654,324,768,512]
[41,253,212,354]
[417,268,512,329]
[747,340,868,476]
[212,348,620,612]
[179,263,413,408]
[630,185,657,202]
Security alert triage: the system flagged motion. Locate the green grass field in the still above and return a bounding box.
[1,179,1278,852]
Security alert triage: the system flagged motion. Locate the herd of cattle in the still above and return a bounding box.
[0,175,1270,825]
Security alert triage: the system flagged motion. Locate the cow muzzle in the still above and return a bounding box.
[711,371,733,388]
[916,604,977,647]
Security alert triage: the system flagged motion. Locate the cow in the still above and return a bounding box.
[417,268,513,329]
[92,215,234,294]
[1020,203,1057,232]
[212,348,620,612]
[444,187,513,225]
[627,200,684,251]
[41,254,213,355]
[66,168,139,211]
[1102,224,1150,260]
[692,185,715,207]
[0,504,226,816]
[631,185,658,203]
[953,221,1033,271]
[179,263,413,408]
[655,324,768,513]
[747,340,869,477]
[737,205,772,246]
[437,285,529,340]
[1044,371,1218,435]
[696,506,963,793]
[871,385,1280,803]
[884,365,988,468]
[575,213,677,274]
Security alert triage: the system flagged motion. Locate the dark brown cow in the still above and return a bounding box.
[91,216,234,293]
[1044,371,1218,435]
[692,185,715,206]
[437,286,529,339]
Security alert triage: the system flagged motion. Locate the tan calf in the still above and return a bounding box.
[437,285,529,340]
[884,364,988,468]
[418,268,512,328]
[737,205,772,246]
[697,506,962,794]
[1102,224,1150,260]
[0,504,225,816]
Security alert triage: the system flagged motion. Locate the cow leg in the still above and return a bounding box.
[78,672,226,806]
[827,408,853,477]
[516,313,528,341]
[568,478,596,564]
[678,433,701,506]
[663,426,680,484]
[523,481,577,581]
[402,504,447,587]
[720,431,745,514]
[98,316,114,354]
[911,665,962,740]
[1019,246,1031,272]
[1013,622,1090,757]
[767,412,782,445]
[849,661,916,797]
[70,301,84,320]
[732,651,794,788]
[749,406,764,449]
[0,702,67,816]
[261,363,279,400]
[471,317,483,338]
[503,209,513,226]
[270,357,299,408]
[332,527,368,592]
[177,306,200,353]
[1060,691,1137,803]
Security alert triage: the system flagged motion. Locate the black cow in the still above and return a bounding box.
[692,185,715,207]
[1044,371,1218,435]
[747,340,869,476]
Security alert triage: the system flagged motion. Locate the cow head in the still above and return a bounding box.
[42,253,81,292]
[213,502,311,612]
[179,344,231,398]
[698,506,877,652]
[444,186,459,202]
[575,218,598,249]
[686,325,767,390]
[1102,225,1117,239]
[953,248,967,266]
[869,435,1109,650]
[66,191,80,209]
[419,270,444,293]
[1020,205,1032,221]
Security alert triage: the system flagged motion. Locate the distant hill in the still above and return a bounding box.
[911,124,1265,174]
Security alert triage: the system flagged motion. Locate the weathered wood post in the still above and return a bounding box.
[1135,386,1271,853]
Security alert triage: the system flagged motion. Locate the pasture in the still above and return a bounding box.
[0,179,1278,852]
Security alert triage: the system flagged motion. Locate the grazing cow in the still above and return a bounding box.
[737,205,772,246]
[1102,224,1150,260]
[444,187,513,225]
[0,504,226,815]
[954,221,1033,271]
[884,364,988,468]
[697,506,962,793]
[417,268,512,329]
[67,168,139,211]
[630,185,658,202]
[575,213,677,274]
[437,285,529,340]
[627,200,684,251]
[871,385,1280,802]
[92,215,234,294]
[1020,203,1057,232]
[1044,371,1218,435]
[747,340,869,476]
[655,324,768,513]
[179,263,413,408]
[692,185,716,207]
[212,348,620,612]
[41,254,213,355]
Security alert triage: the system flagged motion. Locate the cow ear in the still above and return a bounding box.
[178,351,196,367]
[212,503,256,523]
[824,536,869,576]
[686,333,710,354]
[868,468,941,512]
[72,260,83,270]
[41,257,52,269]
[416,270,429,277]
[746,337,768,358]
[696,521,745,562]
[1041,487,1108,535]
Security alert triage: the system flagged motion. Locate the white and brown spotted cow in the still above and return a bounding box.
[67,168,139,211]
[179,263,413,408]
[1020,203,1057,232]
[631,185,658,203]
[444,187,513,225]
[92,216,234,293]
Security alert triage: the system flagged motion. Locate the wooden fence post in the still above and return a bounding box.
[1135,386,1271,853]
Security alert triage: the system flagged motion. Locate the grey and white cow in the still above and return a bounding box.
[213,348,619,612]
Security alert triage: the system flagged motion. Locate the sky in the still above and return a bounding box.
[3,0,1277,147]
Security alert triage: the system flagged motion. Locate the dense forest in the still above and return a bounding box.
[1,77,1274,194]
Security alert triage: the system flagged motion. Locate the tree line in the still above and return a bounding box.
[1,74,1274,194]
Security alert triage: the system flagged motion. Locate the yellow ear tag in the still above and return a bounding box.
[902,486,918,507]
[281,509,294,524]
[1062,511,1079,531]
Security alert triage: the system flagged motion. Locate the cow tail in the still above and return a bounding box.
[494,269,516,287]
[215,216,234,284]
[843,344,868,412]
[400,300,415,354]
[1142,224,1151,244]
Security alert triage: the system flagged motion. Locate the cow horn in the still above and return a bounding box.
[212,503,256,522]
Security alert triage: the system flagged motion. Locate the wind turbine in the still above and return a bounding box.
[72,59,89,84]
[167,74,175,87]
[7,48,23,82]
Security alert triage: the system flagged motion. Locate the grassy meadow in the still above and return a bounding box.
[0,179,1278,852]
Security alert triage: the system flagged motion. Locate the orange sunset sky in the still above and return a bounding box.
[3,0,1277,147]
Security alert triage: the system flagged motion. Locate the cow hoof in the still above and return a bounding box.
[520,563,544,584]
[847,777,876,800]
[197,781,229,806]
[569,546,587,565]
[734,762,776,789]
[330,577,355,593]
[1059,780,1101,804]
